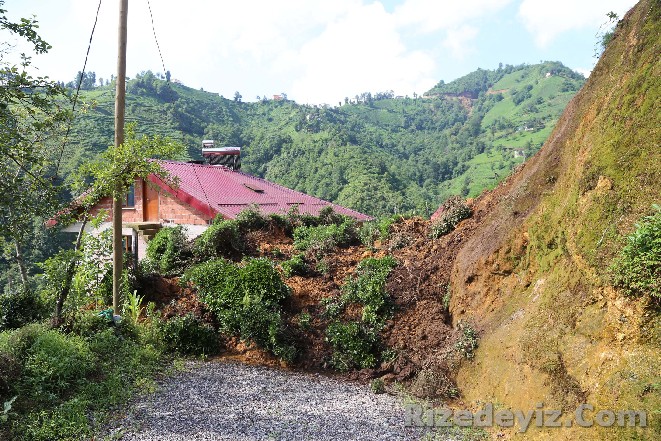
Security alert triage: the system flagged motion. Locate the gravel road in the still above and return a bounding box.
[106,359,442,441]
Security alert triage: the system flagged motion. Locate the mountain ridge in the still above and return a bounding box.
[63,61,584,216]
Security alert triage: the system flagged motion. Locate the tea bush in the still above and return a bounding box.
[234,206,268,231]
[341,256,398,327]
[326,321,379,370]
[610,204,661,300]
[429,196,472,238]
[359,214,404,247]
[145,226,192,275]
[281,253,309,277]
[193,219,244,259]
[324,256,397,370]
[293,220,358,256]
[182,258,295,361]
[157,313,218,356]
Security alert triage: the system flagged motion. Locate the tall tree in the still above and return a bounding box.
[0,1,72,292]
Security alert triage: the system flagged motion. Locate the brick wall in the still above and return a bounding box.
[158,190,209,225]
[89,178,210,225]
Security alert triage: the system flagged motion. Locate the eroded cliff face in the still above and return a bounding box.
[448,1,660,438]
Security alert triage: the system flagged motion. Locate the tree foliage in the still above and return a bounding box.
[74,123,184,206]
[52,60,586,221]
[0,1,72,291]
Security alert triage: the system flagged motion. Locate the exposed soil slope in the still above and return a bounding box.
[447,1,660,439]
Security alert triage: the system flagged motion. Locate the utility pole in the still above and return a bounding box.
[113,0,128,315]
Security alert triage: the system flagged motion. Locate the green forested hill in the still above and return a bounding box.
[64,61,584,216]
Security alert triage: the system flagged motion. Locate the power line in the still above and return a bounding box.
[54,0,103,178]
[147,0,167,77]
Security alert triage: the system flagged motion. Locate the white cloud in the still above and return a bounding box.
[518,0,637,47]
[289,2,436,104]
[394,0,513,33]
[443,25,479,59]
[9,0,635,105]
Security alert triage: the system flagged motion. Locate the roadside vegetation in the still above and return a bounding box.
[0,206,414,440]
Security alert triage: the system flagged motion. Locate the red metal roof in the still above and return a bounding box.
[149,160,373,221]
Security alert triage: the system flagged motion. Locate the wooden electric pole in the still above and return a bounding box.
[113,0,128,315]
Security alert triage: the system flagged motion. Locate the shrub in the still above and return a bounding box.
[359,214,405,247]
[281,253,309,277]
[234,206,268,231]
[317,206,346,226]
[430,196,472,238]
[0,289,48,331]
[182,258,295,361]
[370,378,385,394]
[293,220,358,256]
[21,330,94,403]
[326,321,378,370]
[297,311,312,331]
[610,204,661,300]
[268,213,293,234]
[341,256,398,327]
[193,219,244,259]
[15,398,90,441]
[66,311,110,337]
[157,313,218,356]
[324,256,397,371]
[145,226,192,275]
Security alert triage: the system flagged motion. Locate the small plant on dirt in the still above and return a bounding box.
[610,204,661,301]
[281,253,310,277]
[122,290,144,323]
[442,284,451,311]
[297,311,312,331]
[429,196,472,239]
[316,258,330,275]
[370,378,385,394]
[145,225,192,275]
[454,322,479,360]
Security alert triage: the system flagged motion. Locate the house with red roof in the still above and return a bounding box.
[62,143,371,259]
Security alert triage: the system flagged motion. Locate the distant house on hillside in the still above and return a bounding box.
[61,142,371,259]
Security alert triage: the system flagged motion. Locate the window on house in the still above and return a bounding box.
[123,184,135,208]
[122,235,134,254]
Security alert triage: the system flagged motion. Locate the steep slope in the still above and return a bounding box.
[447,0,660,438]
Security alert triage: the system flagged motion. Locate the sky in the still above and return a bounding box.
[2,0,638,105]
